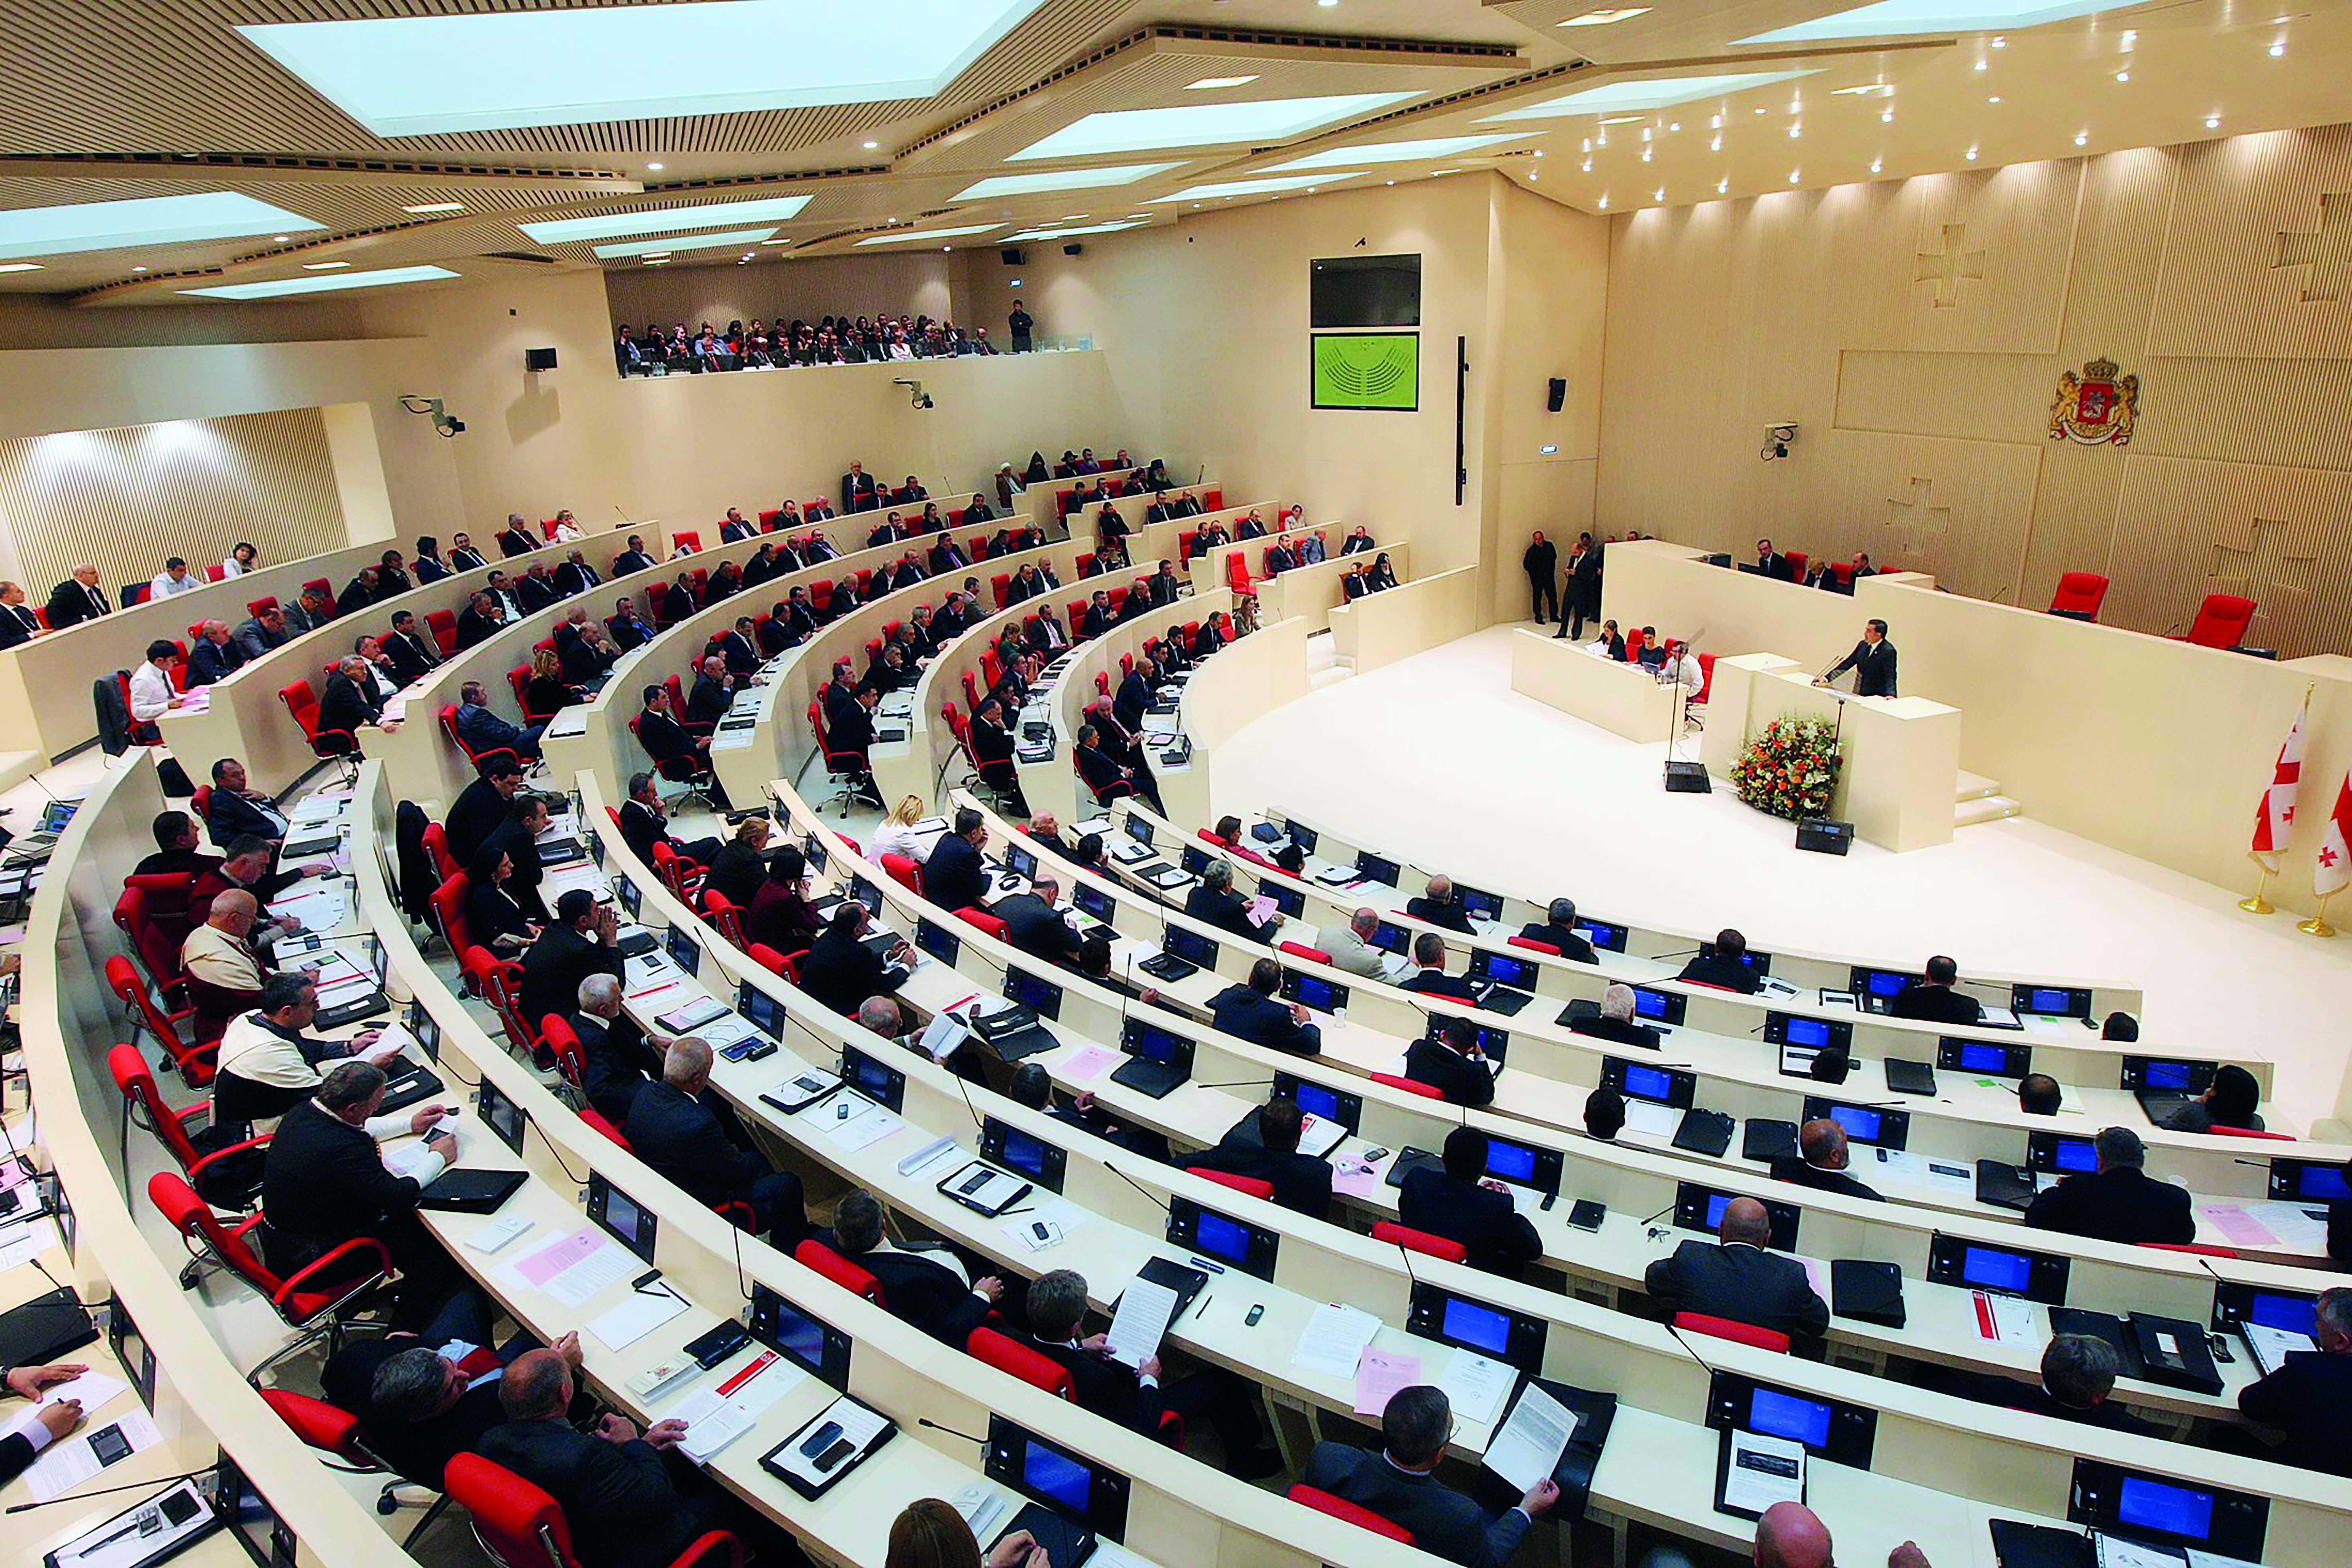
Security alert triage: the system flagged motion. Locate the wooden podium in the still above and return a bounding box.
[1698,653,1962,852]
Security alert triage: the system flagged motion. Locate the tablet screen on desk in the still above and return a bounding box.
[2120,1477,2212,1540]
[1575,921,1626,952]
[1749,1388,1832,1451]
[1630,986,1683,1024]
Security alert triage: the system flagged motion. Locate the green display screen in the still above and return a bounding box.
[1311,332,1419,411]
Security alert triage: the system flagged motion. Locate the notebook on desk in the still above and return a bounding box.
[1883,1058,1938,1096]
[1108,1055,1187,1098]
[1672,1109,1735,1159]
[1741,1119,1799,1163]
[1976,1159,2038,1212]
[416,1168,528,1213]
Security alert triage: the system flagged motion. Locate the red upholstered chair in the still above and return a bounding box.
[2140,1242,2241,1258]
[247,596,279,619]
[650,839,703,900]
[2208,1126,2293,1140]
[581,1108,630,1150]
[805,703,872,817]
[1287,1485,1415,1545]
[425,609,458,657]
[1370,1220,1468,1264]
[1693,651,1716,707]
[1671,1310,1792,1354]
[1621,628,1646,665]
[1201,487,1222,510]
[793,1239,884,1304]
[150,1171,390,1376]
[1278,940,1334,966]
[746,943,805,984]
[1783,550,1808,581]
[262,1387,373,1467]
[112,1043,266,1208]
[112,886,191,1010]
[107,954,214,1085]
[1225,554,1253,598]
[956,906,1008,940]
[280,679,359,770]
[475,954,545,1063]
[1187,1168,1275,1201]
[968,1326,1074,1400]
[1370,1072,1444,1099]
[1509,936,1561,957]
[670,530,701,553]
[699,888,746,948]
[430,873,474,960]
[2180,593,2256,649]
[540,1015,590,1099]
[881,852,924,896]
[422,822,456,883]
[2049,572,2111,622]
[444,1454,743,1568]
[440,704,518,777]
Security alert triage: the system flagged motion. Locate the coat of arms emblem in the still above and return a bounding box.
[2049,357,2138,446]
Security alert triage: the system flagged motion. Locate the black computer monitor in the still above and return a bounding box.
[1801,1097,1909,1150]
[1286,822,1318,855]
[1468,949,1538,991]
[1698,940,1771,977]
[2266,1157,2352,1202]
[1179,845,1211,877]
[1937,1037,2031,1078]
[1405,1283,1548,1372]
[1574,919,1627,952]
[1848,966,1918,1000]
[1003,968,1063,1019]
[1368,920,1411,955]
[2209,1282,2319,1336]
[616,876,642,920]
[1125,814,1154,846]
[479,1077,527,1155]
[586,1172,658,1264]
[1674,1184,1801,1249]
[405,998,441,1064]
[1764,1013,1852,1054]
[1480,1135,1562,1196]
[1166,1196,1279,1280]
[1422,1013,1508,1061]
[665,924,700,976]
[1925,1234,2068,1304]
[2068,1461,2267,1560]
[1281,969,1348,1014]
[2025,1130,2098,1176]
[2120,1056,2218,1095]
[985,1417,1132,1543]
[736,981,785,1039]
[1121,1019,1193,1071]
[2011,984,2092,1019]
[981,1116,1068,1193]
[1604,1058,1694,1109]
[915,917,962,966]
[1006,844,1040,882]
[1354,851,1401,887]
[1272,1071,1362,1134]
[1629,985,1686,1025]
[802,832,830,873]
[1072,883,1114,921]
[1165,926,1219,968]
[106,1294,155,1411]
[1457,885,1504,922]
[1704,1373,1876,1468]
[840,1044,906,1112]
[749,1285,852,1389]
[1260,882,1304,918]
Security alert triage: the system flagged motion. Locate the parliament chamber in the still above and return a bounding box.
[3,6,2352,1568]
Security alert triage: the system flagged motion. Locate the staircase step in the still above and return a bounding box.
[1954,794,2022,828]
[1954,769,2002,803]
[1309,664,1354,690]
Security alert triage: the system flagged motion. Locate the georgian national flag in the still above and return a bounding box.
[2251,694,2309,872]
[2316,773,2352,900]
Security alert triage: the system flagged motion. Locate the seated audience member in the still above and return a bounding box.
[335,567,382,620]
[922,809,991,913]
[1406,874,1476,934]
[745,846,822,953]
[798,901,912,1017]
[558,618,614,684]
[1340,526,1375,555]
[616,770,720,869]
[522,648,577,718]
[324,1322,579,1487]
[1405,1016,1498,1107]
[444,757,524,868]
[1644,1195,1828,1343]
[519,889,624,1028]
[125,639,182,736]
[454,679,543,760]
[136,808,222,876]
[494,515,537,557]
[1023,1269,1280,1476]
[482,794,554,924]
[1185,859,1269,942]
[869,796,932,865]
[478,1350,724,1568]
[887,1498,1039,1568]
[384,610,440,683]
[0,583,41,649]
[995,876,1080,965]
[686,655,736,725]
[1889,954,1982,1025]
[1400,932,1477,1000]
[231,603,291,661]
[191,834,306,941]
[1584,1087,1627,1141]
[1005,1062,1165,1160]
[409,537,448,583]
[465,847,538,956]
[2164,1062,2266,1134]
[1399,1126,1541,1279]
[448,533,488,571]
[567,974,653,1123]
[1677,927,1762,993]
[607,595,655,650]
[1072,933,1162,1003]
[1769,1119,1883,1200]
[453,591,505,651]
[2229,1285,2352,1477]
[185,620,245,687]
[261,1062,462,1329]
[634,683,710,779]
[702,813,771,908]
[2017,1072,2064,1116]
[2006,1334,2156,1435]
[1209,958,1321,1056]
[2024,1126,2194,1245]
[1302,1384,1557,1567]
[1190,1095,1333,1220]
[181,889,265,1024]
[628,1038,807,1247]
[1313,907,1387,979]
[204,758,290,845]
[816,1189,1001,1343]
[1516,898,1598,964]
[211,970,400,1131]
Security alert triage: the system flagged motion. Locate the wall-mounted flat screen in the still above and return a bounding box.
[1311,254,1422,327]
[1311,332,1420,411]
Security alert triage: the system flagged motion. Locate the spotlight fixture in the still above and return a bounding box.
[892,378,934,411]
[399,395,466,437]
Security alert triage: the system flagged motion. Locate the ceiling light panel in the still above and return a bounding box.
[520,196,814,245]
[953,164,1185,200]
[0,192,323,262]
[1481,72,1819,122]
[1008,93,1419,161]
[853,223,1006,245]
[591,228,778,258]
[1002,220,1150,242]
[1740,0,2134,45]
[1150,173,1364,203]
[239,0,1049,136]
[180,264,458,301]
[1262,133,1533,172]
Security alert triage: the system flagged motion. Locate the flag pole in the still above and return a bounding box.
[2297,895,2336,938]
[2237,863,2274,915]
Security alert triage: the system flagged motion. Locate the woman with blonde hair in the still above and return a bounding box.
[869,794,933,864]
[523,646,578,716]
[885,1498,1044,1568]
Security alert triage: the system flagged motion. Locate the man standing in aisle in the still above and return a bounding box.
[1523,531,1559,626]
[1009,297,1035,353]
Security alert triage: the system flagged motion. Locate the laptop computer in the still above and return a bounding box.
[415,1168,528,1213]
[1975,1158,2037,1212]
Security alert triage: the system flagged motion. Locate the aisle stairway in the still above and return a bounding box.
[1955,769,2022,829]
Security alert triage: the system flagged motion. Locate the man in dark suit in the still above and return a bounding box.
[446,533,487,571]
[841,461,880,513]
[1820,618,1898,698]
[1999,1334,2156,1437]
[1401,933,1477,1001]
[634,685,708,779]
[923,809,992,913]
[184,620,246,687]
[1769,1119,1883,1200]
[1677,927,1762,993]
[513,564,558,613]
[204,758,292,847]
[1405,1017,1498,1108]
[444,758,523,868]
[995,877,1081,965]
[2024,1126,2195,1245]
[44,565,110,629]
[817,1189,1001,1343]
[1516,898,1597,964]
[612,535,657,576]
[617,771,720,870]
[134,809,222,878]
[453,591,505,651]
[607,596,656,651]
[1399,1127,1542,1279]
[519,890,623,1028]
[2233,1285,2352,1477]
[628,1039,807,1246]
[683,655,734,726]
[1191,1096,1333,1221]
[1209,958,1321,1056]
[929,534,969,575]
[454,679,543,760]
[1185,860,1267,941]
[552,549,599,597]
[495,516,537,558]
[260,1062,462,1329]
[1889,954,1982,1024]
[1078,590,1115,639]
[567,974,653,1124]
[1113,659,1154,735]
[384,610,439,684]
[797,902,912,1017]
[1755,538,1788,581]
[1302,1384,1556,1567]
[478,1351,718,1568]
[323,1322,577,1488]
[334,567,380,620]
[1567,983,1662,1049]
[1406,875,1476,934]
[317,656,384,738]
[718,508,756,544]
[1644,1195,1829,1343]
[0,582,43,647]
[1023,1268,1280,1477]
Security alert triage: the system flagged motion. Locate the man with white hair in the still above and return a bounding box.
[624,1038,806,1247]
[565,973,653,1123]
[1568,981,1662,1050]
[186,620,245,687]
[317,655,389,738]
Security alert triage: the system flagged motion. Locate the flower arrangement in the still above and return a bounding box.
[1730,715,1841,821]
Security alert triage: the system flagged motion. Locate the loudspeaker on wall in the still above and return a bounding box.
[1546,376,1566,413]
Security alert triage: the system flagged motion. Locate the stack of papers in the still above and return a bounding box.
[1105,1278,1178,1368]
[1721,1429,1806,1517]
[588,1283,691,1350]
[1483,1383,1578,1492]
[1437,1350,1515,1428]
[1353,1350,1422,1417]
[2241,1321,2317,1376]
[1292,1302,1383,1380]
[507,1228,636,1306]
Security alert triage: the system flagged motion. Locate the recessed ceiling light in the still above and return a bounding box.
[1882,109,1894,122]
[1974,59,1988,71]
[1832,84,1892,96]
[2075,129,2089,145]
[1740,0,2138,46]
[1642,148,1653,162]
[401,201,466,214]
[2269,39,2285,55]
[271,235,289,242]
[954,163,1182,199]
[646,162,665,171]
[239,1,1051,135]
[1710,137,1722,151]
[1966,145,1979,160]
[854,222,1005,245]
[1263,134,1530,172]
[2121,28,2136,44]
[1485,71,1818,122]
[1317,0,1338,8]
[1870,157,1882,172]
[862,141,880,150]
[180,263,459,300]
[522,196,812,244]
[1597,195,1608,208]
[1988,96,2001,103]
[592,227,777,258]
[0,263,44,274]
[1641,127,1652,142]
[1789,170,1801,182]
[1582,159,1593,171]
[1558,7,1652,24]
[2115,70,2129,81]
[301,260,350,270]
[761,238,791,245]
[131,266,147,273]
[1149,172,1364,203]
[1991,33,2007,45]
[0,192,323,261]
[1668,123,1679,132]
[1185,75,1261,90]
[1008,92,1417,160]
[1718,178,1729,193]
[2206,115,2221,128]
[1654,187,1665,200]
[1599,115,1646,125]
[1790,124,1802,137]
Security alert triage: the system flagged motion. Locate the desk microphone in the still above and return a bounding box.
[916,1417,989,1445]
[1104,1162,1170,1215]
[1663,1321,1720,1379]
[4,1466,213,1513]
[951,1058,984,1132]
[1193,1079,1274,1092]
[1636,1200,1677,1230]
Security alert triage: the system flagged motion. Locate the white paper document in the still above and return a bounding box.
[2241,1322,2316,1376]
[1104,1279,1179,1369]
[1971,1290,2038,1347]
[671,1388,758,1462]
[825,1101,902,1152]
[35,1370,130,1415]
[1291,1302,1383,1380]
[1482,1382,1579,1493]
[1438,1350,1516,1429]
[588,1283,691,1350]
[1621,1100,1682,1140]
[25,1410,162,1502]
[1720,1429,1806,1517]
[919,1010,973,1064]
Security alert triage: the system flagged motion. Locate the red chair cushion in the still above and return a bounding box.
[1671,1310,1791,1353]
[1370,1220,1468,1263]
[1286,1484,1415,1543]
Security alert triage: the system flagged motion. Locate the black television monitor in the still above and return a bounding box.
[1629,985,1686,1025]
[586,1171,658,1264]
[1801,1097,1910,1150]
[840,1044,906,1112]
[1272,1071,1362,1134]
[749,1284,852,1389]
[479,1077,527,1155]
[1405,1283,1547,1372]
[1166,1195,1278,1281]
[1309,253,1423,328]
[1673,1183,1801,1250]
[1704,1372,1876,1468]
[1925,1233,2069,1304]
[736,980,785,1039]
[665,924,700,976]
[981,1116,1068,1193]
[915,917,962,966]
[1004,968,1064,1019]
[1164,926,1219,969]
[2068,1461,2266,1560]
[986,1416,1133,1543]
[1280,969,1348,1014]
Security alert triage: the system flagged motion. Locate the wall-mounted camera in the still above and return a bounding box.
[892,378,935,411]
[399,394,467,438]
[1760,421,1798,461]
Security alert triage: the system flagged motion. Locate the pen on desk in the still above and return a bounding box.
[1188,1255,1226,1274]
[1192,1291,1213,1320]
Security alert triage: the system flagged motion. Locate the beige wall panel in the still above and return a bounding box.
[2017,445,2129,608]
[2103,456,2352,651]
[1897,162,2079,354]
[1835,350,2052,442]
[2057,144,2176,359]
[1821,429,2041,595]
[2147,127,2352,361]
[0,407,345,596]
[603,250,963,342]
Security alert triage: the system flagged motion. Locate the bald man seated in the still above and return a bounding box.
[1642,1196,1828,1344]
[1767,1119,1883,1202]
[1405,874,1476,934]
[1313,906,1389,979]
[1637,1499,1933,1568]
